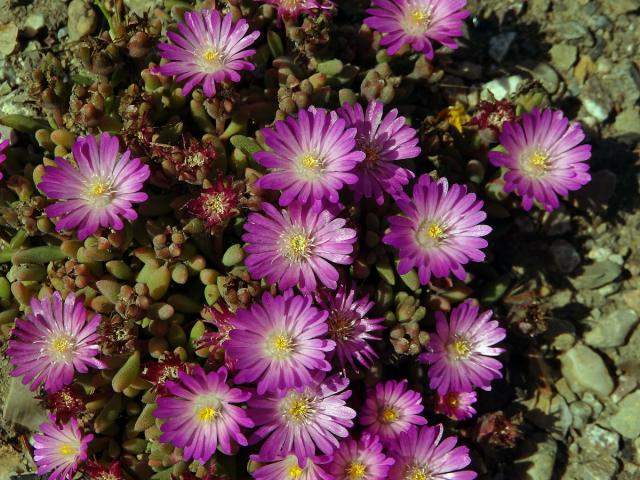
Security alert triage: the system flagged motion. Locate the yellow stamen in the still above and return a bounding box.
[288,465,304,478]
[287,399,311,421]
[380,407,397,423]
[346,462,367,478]
[270,334,294,358]
[446,393,459,409]
[301,153,319,169]
[206,193,227,216]
[282,231,311,262]
[530,151,548,168]
[449,337,472,360]
[198,406,218,422]
[51,337,73,353]
[59,444,76,456]
[202,49,220,63]
[408,469,430,480]
[89,181,109,196]
[411,9,428,24]
[426,223,445,240]
[186,152,206,167]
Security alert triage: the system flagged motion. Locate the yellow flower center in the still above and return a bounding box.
[281,230,312,263]
[411,9,429,24]
[361,144,380,165]
[446,393,459,408]
[85,177,113,206]
[346,462,367,478]
[407,468,432,480]
[380,407,398,423]
[59,443,76,456]
[269,334,294,359]
[186,152,206,167]
[198,405,218,422]
[406,7,433,34]
[52,337,73,353]
[90,181,109,196]
[449,336,472,360]
[427,223,445,240]
[301,153,319,169]
[529,151,548,169]
[202,48,221,63]
[206,193,227,216]
[288,465,304,478]
[288,399,311,421]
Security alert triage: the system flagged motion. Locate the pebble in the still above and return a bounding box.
[550,43,578,71]
[570,400,593,430]
[609,391,640,439]
[584,308,639,348]
[489,32,517,63]
[614,109,640,137]
[513,433,557,480]
[0,22,19,58]
[550,239,581,273]
[1,378,47,431]
[580,424,620,453]
[553,21,590,41]
[619,323,640,370]
[570,260,622,290]
[481,75,524,101]
[560,344,614,397]
[68,0,98,41]
[533,63,560,94]
[582,76,613,121]
[22,13,45,38]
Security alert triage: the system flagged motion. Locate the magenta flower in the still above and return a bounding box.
[226,291,335,394]
[242,201,357,292]
[154,365,253,463]
[364,0,470,59]
[0,134,9,180]
[7,292,105,393]
[488,107,592,211]
[154,9,260,97]
[388,425,477,480]
[255,107,365,206]
[435,391,477,421]
[252,454,332,480]
[316,283,384,372]
[32,415,92,480]
[419,300,506,394]
[328,433,395,480]
[257,0,333,21]
[39,132,149,240]
[337,100,419,204]
[383,174,491,285]
[183,177,240,233]
[360,379,427,445]
[249,373,356,460]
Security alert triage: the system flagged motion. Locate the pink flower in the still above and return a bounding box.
[328,433,395,479]
[435,391,477,421]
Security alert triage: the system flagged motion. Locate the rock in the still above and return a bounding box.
[560,344,614,397]
[530,0,551,15]
[512,433,557,480]
[584,309,639,348]
[618,325,640,374]
[604,0,640,16]
[570,260,622,290]
[582,76,613,121]
[579,424,620,453]
[488,32,517,63]
[544,318,576,351]
[124,0,162,15]
[550,44,578,71]
[553,21,590,41]
[0,23,19,58]
[623,289,640,314]
[1,377,47,431]
[68,0,98,41]
[614,109,640,137]
[609,391,640,439]
[481,75,524,101]
[570,401,593,430]
[603,61,640,107]
[22,14,45,38]
[550,239,581,273]
[533,63,560,94]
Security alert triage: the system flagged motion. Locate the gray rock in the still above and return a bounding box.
[609,391,640,439]
[561,344,614,397]
[1,377,47,431]
[584,309,639,348]
[22,14,45,38]
[605,0,640,15]
[533,63,560,94]
[618,323,640,371]
[570,400,593,430]
[582,76,613,121]
[570,260,622,290]
[489,32,517,63]
[0,22,19,58]
[481,75,524,101]
[602,61,640,108]
[550,43,578,71]
[68,0,97,41]
[124,0,162,15]
[579,424,620,453]
[513,433,557,480]
[553,21,590,41]
[550,239,581,273]
[614,109,640,137]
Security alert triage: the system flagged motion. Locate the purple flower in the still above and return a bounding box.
[242,201,357,292]
[154,9,260,97]
[364,0,470,59]
[257,0,333,21]
[0,134,9,180]
[419,300,506,394]
[388,425,477,480]
[337,100,419,204]
[316,283,384,372]
[435,391,477,421]
[249,373,356,460]
[383,174,491,285]
[252,454,332,480]
[154,365,253,463]
[328,433,395,480]
[39,132,149,240]
[360,379,427,445]
[32,415,92,480]
[255,107,365,206]
[226,291,335,394]
[7,292,105,393]
[488,107,592,211]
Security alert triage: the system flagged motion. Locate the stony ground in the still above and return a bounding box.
[0,0,639,479]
